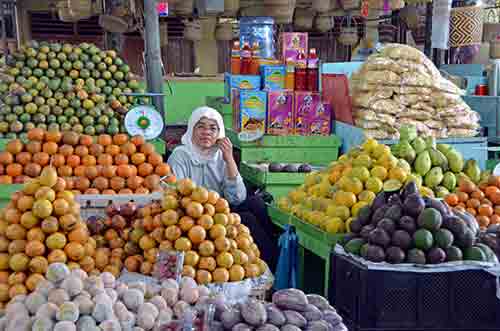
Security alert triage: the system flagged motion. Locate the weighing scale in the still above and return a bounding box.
[122,92,165,140]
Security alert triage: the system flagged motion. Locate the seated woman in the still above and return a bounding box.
[167,106,277,270]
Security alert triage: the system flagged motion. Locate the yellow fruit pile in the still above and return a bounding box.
[0,166,95,306]
[278,139,421,233]
[123,178,267,284]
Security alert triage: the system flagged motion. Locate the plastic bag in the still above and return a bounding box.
[410,102,435,113]
[370,99,403,114]
[362,70,401,85]
[153,250,185,283]
[364,129,399,139]
[401,71,434,87]
[354,118,383,129]
[395,86,432,95]
[429,128,448,139]
[424,119,445,129]
[395,94,429,106]
[430,91,463,107]
[352,89,393,107]
[379,43,426,63]
[447,128,479,137]
[433,77,465,95]
[161,306,215,331]
[397,110,433,121]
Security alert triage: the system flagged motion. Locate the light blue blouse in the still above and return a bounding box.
[167,145,247,206]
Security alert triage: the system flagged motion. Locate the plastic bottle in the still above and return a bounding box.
[307,48,319,92]
[240,41,252,75]
[230,41,241,74]
[285,58,295,90]
[294,50,307,91]
[250,41,261,75]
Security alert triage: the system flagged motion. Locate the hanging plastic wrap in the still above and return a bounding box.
[239,17,275,59]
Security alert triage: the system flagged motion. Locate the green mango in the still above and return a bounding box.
[399,124,417,142]
[398,141,416,163]
[437,144,452,155]
[446,149,464,173]
[424,167,444,188]
[442,171,457,191]
[428,148,449,170]
[397,159,412,174]
[411,137,427,154]
[390,143,402,158]
[415,151,432,176]
[464,159,481,184]
[424,137,436,149]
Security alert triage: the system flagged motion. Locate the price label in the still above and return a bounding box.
[156,2,169,17]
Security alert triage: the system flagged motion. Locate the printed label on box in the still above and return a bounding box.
[267,91,294,136]
[294,92,331,136]
[240,91,267,136]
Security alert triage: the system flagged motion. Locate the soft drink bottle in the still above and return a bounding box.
[285,58,295,90]
[230,41,241,74]
[250,41,261,75]
[294,50,307,91]
[307,48,319,92]
[240,41,252,75]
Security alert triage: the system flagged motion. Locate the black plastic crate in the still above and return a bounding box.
[329,253,500,331]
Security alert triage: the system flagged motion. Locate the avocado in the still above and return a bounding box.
[345,238,366,255]
[413,229,434,251]
[401,181,418,201]
[406,248,426,265]
[360,224,375,240]
[391,230,412,250]
[350,218,363,234]
[463,246,487,262]
[475,243,499,263]
[445,216,467,237]
[340,233,359,246]
[446,246,463,262]
[424,198,449,217]
[417,208,442,231]
[398,215,417,234]
[371,205,389,226]
[268,163,284,172]
[366,245,386,263]
[456,229,474,249]
[377,218,396,235]
[385,246,406,264]
[435,228,454,249]
[368,228,391,247]
[360,243,370,259]
[384,204,403,222]
[357,205,372,226]
[403,193,425,218]
[298,164,312,173]
[371,192,387,210]
[282,164,299,173]
[427,247,446,264]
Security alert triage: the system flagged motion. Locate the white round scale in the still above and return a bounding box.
[124,105,164,140]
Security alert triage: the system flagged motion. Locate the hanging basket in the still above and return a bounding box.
[174,0,194,16]
[184,20,202,41]
[99,15,129,33]
[315,14,334,33]
[266,0,296,24]
[312,0,332,12]
[340,0,361,11]
[294,8,314,30]
[160,22,169,47]
[215,23,234,41]
[224,0,240,16]
[338,16,359,46]
[67,0,92,19]
[58,7,80,22]
[449,5,484,48]
[483,23,500,42]
[490,40,500,59]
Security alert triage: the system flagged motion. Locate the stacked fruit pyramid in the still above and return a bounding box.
[0,166,97,306]
[444,175,500,230]
[0,41,143,138]
[86,178,267,284]
[0,128,174,192]
[343,181,499,265]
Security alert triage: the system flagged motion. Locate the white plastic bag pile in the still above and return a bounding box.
[350,44,481,140]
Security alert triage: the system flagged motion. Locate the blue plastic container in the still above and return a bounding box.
[239,17,275,59]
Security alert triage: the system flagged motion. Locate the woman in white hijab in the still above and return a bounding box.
[168,107,277,269]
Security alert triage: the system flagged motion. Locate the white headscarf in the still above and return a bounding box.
[181,106,226,163]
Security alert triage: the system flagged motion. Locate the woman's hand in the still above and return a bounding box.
[218,137,234,162]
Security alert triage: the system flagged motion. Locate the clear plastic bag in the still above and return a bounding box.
[395,86,432,95]
[364,70,401,85]
[430,91,463,107]
[153,250,185,283]
[397,110,433,121]
[161,305,215,331]
[395,94,429,106]
[380,43,426,63]
[354,118,383,129]
[352,89,393,107]
[409,102,435,113]
[424,119,445,129]
[370,99,404,114]
[401,71,434,87]
[447,128,479,137]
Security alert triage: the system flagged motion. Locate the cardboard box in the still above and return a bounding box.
[267,90,294,136]
[282,32,308,62]
[294,92,331,136]
[231,88,240,132]
[224,73,261,103]
[261,65,286,90]
[239,90,267,136]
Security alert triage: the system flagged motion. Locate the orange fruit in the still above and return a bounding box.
[478,204,493,217]
[457,192,469,203]
[444,194,459,206]
[466,198,480,209]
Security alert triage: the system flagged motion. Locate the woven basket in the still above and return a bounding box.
[58,7,79,22]
[215,22,234,41]
[483,22,500,42]
[99,15,129,33]
[312,0,332,12]
[67,0,92,19]
[315,14,334,32]
[266,0,296,24]
[294,7,314,30]
[340,0,361,10]
[175,0,194,16]
[224,0,240,16]
[490,40,500,59]
[449,6,484,47]
[160,22,168,47]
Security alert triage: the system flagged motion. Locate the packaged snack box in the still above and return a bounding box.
[267,90,294,135]
[282,32,308,62]
[232,88,241,131]
[261,65,286,90]
[294,92,331,136]
[239,90,267,136]
[224,73,261,102]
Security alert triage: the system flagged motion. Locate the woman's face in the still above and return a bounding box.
[192,117,219,149]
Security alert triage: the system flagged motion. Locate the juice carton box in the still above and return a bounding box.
[294,92,331,136]
[239,90,267,136]
[261,65,286,90]
[224,73,261,102]
[282,32,308,62]
[231,88,240,131]
[267,90,294,136]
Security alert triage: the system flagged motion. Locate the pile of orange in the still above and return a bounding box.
[121,178,267,284]
[444,176,500,229]
[0,128,175,194]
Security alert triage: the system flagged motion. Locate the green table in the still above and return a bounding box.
[267,204,345,297]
